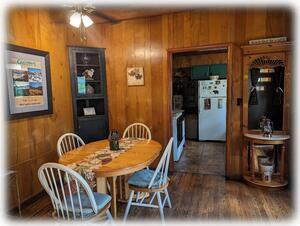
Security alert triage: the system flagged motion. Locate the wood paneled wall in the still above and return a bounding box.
[101,8,291,160]
[173,52,227,69]
[7,8,291,206]
[7,9,74,207]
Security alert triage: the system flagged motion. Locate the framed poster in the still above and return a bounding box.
[127,67,144,86]
[5,44,53,119]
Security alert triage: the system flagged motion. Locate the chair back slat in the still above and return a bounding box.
[38,163,98,220]
[122,123,151,142]
[148,138,173,188]
[57,133,85,157]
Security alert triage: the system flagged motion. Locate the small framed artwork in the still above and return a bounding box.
[5,44,53,119]
[83,107,96,116]
[127,67,144,86]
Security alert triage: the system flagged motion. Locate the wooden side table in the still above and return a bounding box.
[243,132,290,190]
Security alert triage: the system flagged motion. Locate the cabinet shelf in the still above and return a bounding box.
[78,115,103,120]
[76,94,104,100]
[69,46,108,143]
[76,64,100,67]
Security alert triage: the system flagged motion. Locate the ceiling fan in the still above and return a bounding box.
[64,2,118,27]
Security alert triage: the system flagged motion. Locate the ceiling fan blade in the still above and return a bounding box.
[92,10,119,24]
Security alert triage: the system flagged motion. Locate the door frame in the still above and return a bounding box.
[167,43,239,177]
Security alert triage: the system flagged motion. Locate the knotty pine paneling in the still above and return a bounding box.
[7,9,73,207]
[173,52,227,69]
[7,8,291,207]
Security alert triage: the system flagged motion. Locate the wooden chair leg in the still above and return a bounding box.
[123,190,134,222]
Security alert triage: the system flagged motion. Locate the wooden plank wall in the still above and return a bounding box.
[7,8,291,206]
[173,52,227,69]
[99,9,291,165]
[7,9,74,207]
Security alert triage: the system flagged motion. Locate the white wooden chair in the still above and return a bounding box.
[122,123,152,142]
[123,137,173,222]
[57,133,85,157]
[38,163,113,222]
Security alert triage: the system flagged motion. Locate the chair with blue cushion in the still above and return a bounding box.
[123,137,173,222]
[38,162,113,222]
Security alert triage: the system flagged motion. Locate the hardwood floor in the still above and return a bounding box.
[8,141,292,221]
[9,171,292,221]
[174,140,226,176]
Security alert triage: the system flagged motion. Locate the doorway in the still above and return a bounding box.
[168,44,238,178]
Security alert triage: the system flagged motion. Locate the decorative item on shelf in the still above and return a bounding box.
[209,75,219,80]
[86,84,95,94]
[81,53,90,65]
[83,107,96,116]
[82,69,94,80]
[127,67,144,86]
[77,76,86,95]
[260,162,274,183]
[257,155,269,172]
[108,130,120,151]
[259,116,274,137]
[248,36,287,45]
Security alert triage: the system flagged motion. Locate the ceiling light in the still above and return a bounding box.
[70,12,81,28]
[82,15,94,27]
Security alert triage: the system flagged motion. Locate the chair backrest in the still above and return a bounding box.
[122,123,151,142]
[57,133,85,157]
[148,137,173,189]
[38,162,97,220]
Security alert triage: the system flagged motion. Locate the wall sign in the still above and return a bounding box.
[6,44,53,119]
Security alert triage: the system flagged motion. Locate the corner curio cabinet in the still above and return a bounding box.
[241,42,291,190]
[68,46,109,143]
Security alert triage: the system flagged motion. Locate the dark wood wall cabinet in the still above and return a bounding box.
[68,46,109,143]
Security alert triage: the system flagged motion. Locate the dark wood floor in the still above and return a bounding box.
[9,141,293,221]
[174,140,225,176]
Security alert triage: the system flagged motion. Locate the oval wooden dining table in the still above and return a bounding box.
[58,139,162,218]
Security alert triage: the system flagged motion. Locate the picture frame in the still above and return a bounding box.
[5,44,53,119]
[127,67,144,86]
[83,107,96,116]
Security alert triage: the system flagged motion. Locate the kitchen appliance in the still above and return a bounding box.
[198,79,227,141]
[172,111,185,161]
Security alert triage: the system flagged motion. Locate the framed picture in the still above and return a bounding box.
[5,44,53,119]
[83,107,96,116]
[127,67,144,86]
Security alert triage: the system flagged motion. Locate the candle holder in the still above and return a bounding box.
[108,129,120,151]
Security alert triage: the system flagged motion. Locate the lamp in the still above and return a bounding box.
[69,12,94,28]
[69,12,81,28]
[82,15,93,27]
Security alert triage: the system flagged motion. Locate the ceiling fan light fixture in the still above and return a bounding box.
[82,14,94,27]
[70,12,81,28]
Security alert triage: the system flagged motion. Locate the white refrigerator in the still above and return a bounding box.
[198,80,227,141]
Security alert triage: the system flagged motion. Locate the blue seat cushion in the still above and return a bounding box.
[64,192,111,217]
[128,169,166,188]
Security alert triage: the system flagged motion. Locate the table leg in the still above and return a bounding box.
[108,176,117,218]
[96,177,107,194]
[124,175,130,200]
[280,144,286,183]
[250,142,255,181]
